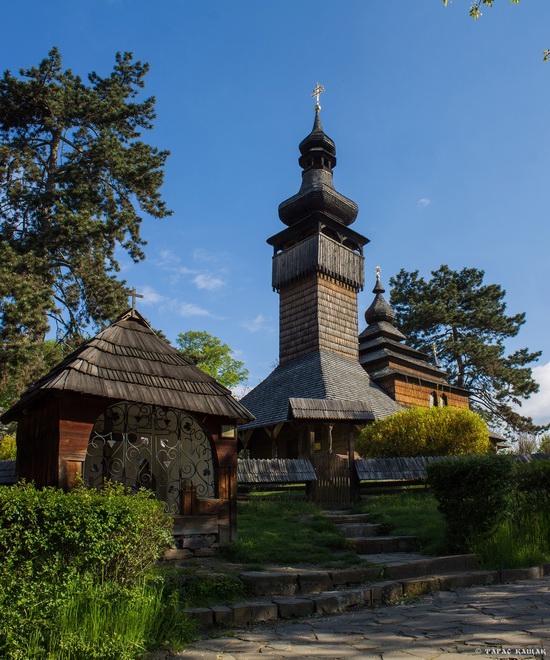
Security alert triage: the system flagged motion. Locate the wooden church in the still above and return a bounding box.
[238,100,470,492]
[1,308,254,549]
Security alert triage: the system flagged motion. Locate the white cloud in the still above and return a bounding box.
[241,313,267,333]
[231,384,251,399]
[516,361,550,426]
[174,302,211,317]
[157,249,181,265]
[193,273,225,291]
[135,286,212,318]
[139,285,169,305]
[417,198,431,209]
[192,248,218,263]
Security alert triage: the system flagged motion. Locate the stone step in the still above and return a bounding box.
[383,553,479,580]
[349,535,419,554]
[322,512,373,524]
[239,565,385,598]
[184,565,550,628]
[336,522,382,537]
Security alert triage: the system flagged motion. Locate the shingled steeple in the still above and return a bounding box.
[268,103,369,364]
[277,108,358,228]
[359,269,470,409]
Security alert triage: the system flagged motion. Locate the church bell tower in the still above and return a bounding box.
[268,89,369,363]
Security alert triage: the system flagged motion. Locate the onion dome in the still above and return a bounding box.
[365,268,396,325]
[278,108,359,227]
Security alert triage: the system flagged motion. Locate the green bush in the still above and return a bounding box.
[0,481,176,658]
[0,433,16,459]
[427,454,515,551]
[469,491,550,570]
[514,459,550,498]
[356,406,491,458]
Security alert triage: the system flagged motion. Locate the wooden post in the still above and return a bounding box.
[306,424,316,502]
[181,480,197,515]
[216,436,238,544]
[327,424,334,454]
[268,424,284,459]
[348,424,361,502]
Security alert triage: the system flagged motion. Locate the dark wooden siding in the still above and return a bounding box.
[16,395,60,487]
[238,458,316,484]
[272,233,364,291]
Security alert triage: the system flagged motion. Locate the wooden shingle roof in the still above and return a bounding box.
[239,349,401,430]
[1,309,254,424]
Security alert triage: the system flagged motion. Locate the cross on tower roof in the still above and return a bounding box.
[129,286,144,311]
[311,83,325,111]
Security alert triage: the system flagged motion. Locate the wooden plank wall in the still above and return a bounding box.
[272,234,363,291]
[16,397,60,487]
[215,435,238,544]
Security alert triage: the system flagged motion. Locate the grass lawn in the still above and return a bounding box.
[356,489,448,556]
[357,488,550,570]
[218,492,366,568]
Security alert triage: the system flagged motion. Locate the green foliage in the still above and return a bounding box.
[18,576,195,660]
[356,406,491,458]
[0,480,173,583]
[514,459,550,497]
[443,0,520,21]
[359,486,550,571]
[513,432,539,454]
[161,567,245,607]
[427,454,516,551]
[0,481,176,657]
[0,339,66,408]
[470,491,550,569]
[220,494,362,568]
[0,433,16,459]
[538,434,550,453]
[176,330,248,390]
[389,265,541,433]
[355,491,447,556]
[0,48,170,405]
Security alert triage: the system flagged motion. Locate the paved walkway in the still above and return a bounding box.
[171,577,550,659]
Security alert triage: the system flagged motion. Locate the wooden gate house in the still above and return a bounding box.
[0,308,254,549]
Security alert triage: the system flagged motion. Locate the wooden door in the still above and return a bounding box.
[313,453,351,508]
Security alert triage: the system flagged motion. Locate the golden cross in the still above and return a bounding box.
[129,286,144,311]
[311,83,325,110]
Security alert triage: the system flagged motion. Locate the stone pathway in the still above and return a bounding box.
[169,577,550,659]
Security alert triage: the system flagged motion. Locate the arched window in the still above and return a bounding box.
[439,394,448,407]
[429,392,438,407]
[83,401,215,514]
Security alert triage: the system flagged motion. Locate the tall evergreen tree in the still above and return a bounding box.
[0,48,170,403]
[389,265,541,433]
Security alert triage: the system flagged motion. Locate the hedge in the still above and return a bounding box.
[426,454,516,550]
[356,406,491,458]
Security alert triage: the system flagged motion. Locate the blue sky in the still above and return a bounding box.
[2,1,550,425]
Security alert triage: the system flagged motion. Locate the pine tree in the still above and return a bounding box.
[389,265,541,433]
[0,48,170,403]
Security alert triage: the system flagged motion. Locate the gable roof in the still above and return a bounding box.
[1,309,254,424]
[239,349,401,430]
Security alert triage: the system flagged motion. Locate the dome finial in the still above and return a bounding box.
[365,266,396,325]
[311,82,325,112]
[373,266,385,294]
